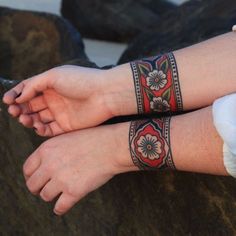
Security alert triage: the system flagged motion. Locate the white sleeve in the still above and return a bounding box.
[223,143,236,178]
[212,93,236,177]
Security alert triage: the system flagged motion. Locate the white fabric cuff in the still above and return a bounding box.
[212,93,236,177]
[223,143,236,178]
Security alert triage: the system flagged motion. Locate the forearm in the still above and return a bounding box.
[116,107,227,176]
[105,32,236,116]
[175,32,236,110]
[170,107,226,175]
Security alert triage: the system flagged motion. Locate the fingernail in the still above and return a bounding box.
[54,210,61,216]
[16,92,22,98]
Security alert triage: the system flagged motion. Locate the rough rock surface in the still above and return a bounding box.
[0,6,88,80]
[61,0,176,42]
[119,0,236,63]
[1,5,236,236]
[1,103,236,236]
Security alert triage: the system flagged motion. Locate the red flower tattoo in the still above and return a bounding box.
[130,53,183,114]
[129,118,175,170]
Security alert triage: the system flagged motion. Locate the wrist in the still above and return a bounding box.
[111,122,139,174]
[101,64,137,117]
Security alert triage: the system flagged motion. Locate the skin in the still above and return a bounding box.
[2,65,133,136]
[22,107,227,215]
[3,32,236,136]
[3,32,234,215]
[23,123,137,215]
[130,52,183,114]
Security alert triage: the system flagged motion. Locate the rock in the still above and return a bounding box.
[139,0,177,15]
[1,102,236,236]
[0,6,88,81]
[119,0,236,63]
[61,0,176,42]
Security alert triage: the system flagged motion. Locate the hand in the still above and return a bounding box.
[23,123,137,215]
[3,65,136,136]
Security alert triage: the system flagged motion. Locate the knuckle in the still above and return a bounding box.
[56,65,71,71]
[47,68,59,80]
[56,171,72,188]
[47,66,67,88]
[55,175,66,187]
[37,142,55,158]
[66,185,77,198]
[43,163,54,173]
[23,162,30,176]
[26,180,37,194]
[23,158,35,176]
[23,78,30,84]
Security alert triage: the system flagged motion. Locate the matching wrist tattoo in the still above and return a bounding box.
[129,118,175,171]
[129,52,181,170]
[130,52,183,114]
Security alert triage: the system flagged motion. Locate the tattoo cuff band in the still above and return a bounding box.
[129,118,175,171]
[130,52,183,114]
[213,93,236,178]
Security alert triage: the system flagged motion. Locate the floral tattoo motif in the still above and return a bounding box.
[146,69,167,91]
[150,97,170,112]
[130,53,183,114]
[129,118,175,170]
[137,134,162,160]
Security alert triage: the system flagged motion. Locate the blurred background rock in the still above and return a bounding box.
[0,0,236,235]
[0,0,187,66]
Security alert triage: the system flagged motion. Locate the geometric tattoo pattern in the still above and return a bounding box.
[130,52,183,114]
[129,118,175,170]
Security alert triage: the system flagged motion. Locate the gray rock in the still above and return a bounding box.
[0,6,88,81]
[1,106,236,236]
[119,0,236,63]
[61,0,176,42]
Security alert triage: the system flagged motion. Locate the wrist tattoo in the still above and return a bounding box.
[130,52,183,114]
[129,118,175,170]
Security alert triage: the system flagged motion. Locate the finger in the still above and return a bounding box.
[15,71,54,104]
[8,103,32,117]
[26,167,50,195]
[34,121,64,137]
[38,109,54,123]
[19,113,43,128]
[32,121,48,136]
[8,104,21,117]
[18,114,34,128]
[19,95,47,114]
[54,193,78,215]
[19,109,54,129]
[23,151,41,179]
[19,96,48,114]
[3,80,27,105]
[40,179,62,202]
[7,96,47,118]
[28,95,47,113]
